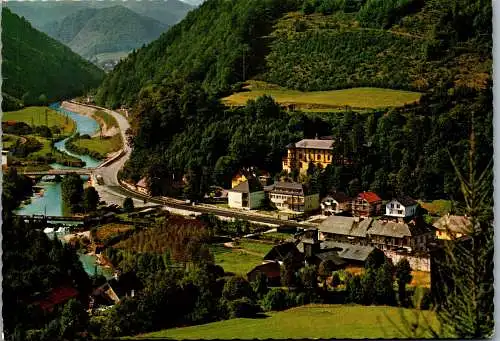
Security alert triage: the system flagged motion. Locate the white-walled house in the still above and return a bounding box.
[320,191,351,215]
[264,181,319,213]
[385,196,418,218]
[228,179,265,210]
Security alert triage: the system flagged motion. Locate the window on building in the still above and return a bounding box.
[397,204,400,208]
[316,155,320,161]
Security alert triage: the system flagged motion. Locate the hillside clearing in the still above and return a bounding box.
[2,106,75,134]
[134,304,439,339]
[222,83,422,110]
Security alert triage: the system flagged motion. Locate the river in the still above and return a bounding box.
[16,103,113,278]
[49,102,101,169]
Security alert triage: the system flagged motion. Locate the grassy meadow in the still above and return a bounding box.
[209,240,273,275]
[72,134,122,158]
[2,106,75,135]
[222,81,422,110]
[135,304,439,339]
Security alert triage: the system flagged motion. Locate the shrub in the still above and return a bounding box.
[222,276,254,301]
[123,197,134,212]
[261,288,289,311]
[227,297,261,318]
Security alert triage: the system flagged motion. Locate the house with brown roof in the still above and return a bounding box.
[264,181,319,213]
[317,216,373,245]
[352,191,382,217]
[367,217,434,252]
[433,214,472,240]
[228,178,265,210]
[247,261,281,286]
[320,191,351,215]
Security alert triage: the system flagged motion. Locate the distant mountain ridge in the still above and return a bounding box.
[1,8,104,110]
[6,0,192,27]
[42,5,169,61]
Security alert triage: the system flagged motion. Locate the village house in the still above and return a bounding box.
[294,230,377,267]
[282,138,339,174]
[352,191,382,217]
[320,191,351,215]
[319,241,377,267]
[385,196,419,218]
[227,178,265,210]
[247,261,281,286]
[264,181,319,213]
[367,217,435,252]
[317,216,373,245]
[136,177,150,196]
[263,242,304,265]
[433,214,472,240]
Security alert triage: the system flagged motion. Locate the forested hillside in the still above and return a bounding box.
[42,6,169,60]
[95,0,298,108]
[2,169,92,339]
[96,0,490,107]
[100,0,491,202]
[1,8,104,110]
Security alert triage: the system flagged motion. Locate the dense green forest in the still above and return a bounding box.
[95,0,300,108]
[103,0,492,202]
[2,170,92,340]
[1,8,104,110]
[43,6,169,60]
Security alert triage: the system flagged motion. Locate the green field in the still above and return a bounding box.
[2,106,75,135]
[72,134,122,158]
[222,81,422,110]
[236,240,274,255]
[135,304,439,339]
[95,110,119,128]
[209,244,266,275]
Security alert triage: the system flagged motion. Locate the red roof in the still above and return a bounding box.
[36,286,79,312]
[357,191,381,203]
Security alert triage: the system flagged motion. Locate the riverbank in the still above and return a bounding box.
[61,101,123,159]
[61,101,119,138]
